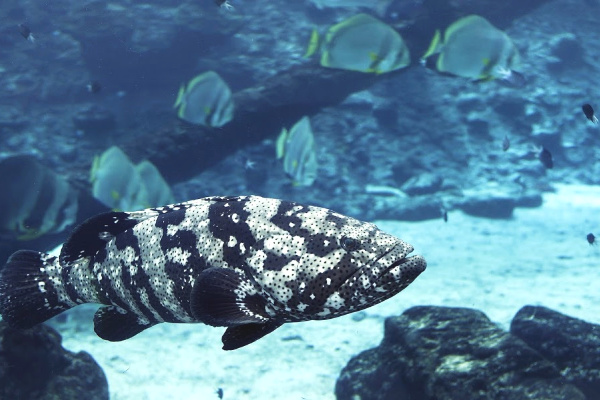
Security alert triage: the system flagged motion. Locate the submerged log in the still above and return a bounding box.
[121,0,551,184]
[122,65,379,183]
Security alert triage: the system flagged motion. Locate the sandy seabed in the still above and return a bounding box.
[57,184,600,400]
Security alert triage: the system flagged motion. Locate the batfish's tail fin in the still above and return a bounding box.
[0,250,76,328]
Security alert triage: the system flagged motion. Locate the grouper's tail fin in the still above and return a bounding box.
[0,250,75,328]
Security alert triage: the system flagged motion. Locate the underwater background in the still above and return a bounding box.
[2,0,600,399]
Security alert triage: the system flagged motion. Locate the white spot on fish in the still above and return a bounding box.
[299,281,306,293]
[167,225,179,236]
[166,247,191,265]
[228,236,237,247]
[324,292,344,309]
[316,308,331,317]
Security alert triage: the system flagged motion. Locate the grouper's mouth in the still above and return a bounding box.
[338,242,426,311]
[374,243,427,285]
[384,253,427,280]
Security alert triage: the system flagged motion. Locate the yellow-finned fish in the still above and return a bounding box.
[421,15,520,81]
[305,14,410,75]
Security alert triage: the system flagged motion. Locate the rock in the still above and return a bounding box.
[0,106,28,131]
[336,306,585,400]
[367,194,443,221]
[465,118,491,139]
[546,33,585,74]
[401,173,443,196]
[515,192,543,208]
[458,194,516,219]
[0,321,108,400]
[72,105,116,136]
[511,305,600,399]
[336,346,416,400]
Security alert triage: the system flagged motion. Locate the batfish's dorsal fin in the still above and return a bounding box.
[190,267,271,327]
[222,321,283,350]
[93,306,155,341]
[303,28,319,58]
[422,29,441,60]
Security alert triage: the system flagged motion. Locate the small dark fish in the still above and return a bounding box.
[214,0,233,9]
[587,233,596,245]
[502,135,510,152]
[582,104,598,124]
[87,81,102,94]
[216,388,224,399]
[18,24,35,42]
[538,147,553,169]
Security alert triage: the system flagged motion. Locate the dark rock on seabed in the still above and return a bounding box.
[0,321,108,400]
[457,195,517,219]
[511,306,600,400]
[336,306,586,400]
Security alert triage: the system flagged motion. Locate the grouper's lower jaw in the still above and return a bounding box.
[373,245,427,292]
[344,252,426,313]
[386,254,427,284]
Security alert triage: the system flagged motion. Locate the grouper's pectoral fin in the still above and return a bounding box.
[190,267,271,326]
[93,306,155,341]
[222,321,283,350]
[190,267,281,349]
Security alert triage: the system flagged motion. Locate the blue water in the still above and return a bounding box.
[1,0,599,399]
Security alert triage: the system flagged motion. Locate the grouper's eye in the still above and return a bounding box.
[340,236,361,252]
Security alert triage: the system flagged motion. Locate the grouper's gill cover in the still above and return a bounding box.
[0,196,426,350]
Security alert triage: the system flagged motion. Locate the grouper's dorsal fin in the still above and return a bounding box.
[60,211,140,264]
[60,202,194,264]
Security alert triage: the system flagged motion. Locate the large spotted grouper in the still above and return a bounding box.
[0,196,426,350]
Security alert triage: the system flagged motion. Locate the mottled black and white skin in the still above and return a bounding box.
[0,196,426,350]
